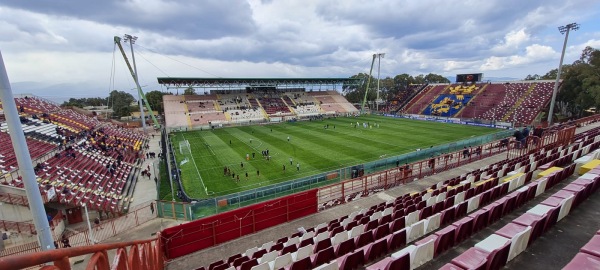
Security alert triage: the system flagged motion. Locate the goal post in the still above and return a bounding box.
[179,140,191,156]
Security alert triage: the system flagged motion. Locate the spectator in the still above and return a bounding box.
[513,129,524,148]
[61,235,71,248]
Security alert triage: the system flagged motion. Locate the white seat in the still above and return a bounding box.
[314,232,329,243]
[347,211,359,221]
[268,253,292,270]
[411,238,435,269]
[467,194,481,213]
[347,224,364,239]
[426,197,436,207]
[505,226,532,261]
[300,231,315,241]
[370,211,382,221]
[405,211,419,226]
[475,234,511,253]
[382,207,393,217]
[454,192,465,205]
[250,262,270,270]
[332,231,348,246]
[315,222,327,231]
[536,178,548,196]
[558,194,575,221]
[436,193,446,203]
[258,250,278,264]
[245,246,258,257]
[407,220,425,242]
[292,244,313,261]
[526,204,553,217]
[284,236,299,247]
[421,192,432,201]
[424,213,441,234]
[261,241,274,251]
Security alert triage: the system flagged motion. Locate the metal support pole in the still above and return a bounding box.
[0,51,55,250]
[83,203,96,243]
[127,36,147,133]
[548,23,579,126]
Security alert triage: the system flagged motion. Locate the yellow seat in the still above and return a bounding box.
[475,178,494,186]
[537,167,563,179]
[579,159,600,175]
[502,172,524,183]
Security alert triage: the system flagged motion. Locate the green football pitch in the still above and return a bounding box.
[170,115,499,199]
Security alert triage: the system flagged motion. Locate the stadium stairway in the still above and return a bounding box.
[454,84,488,119]
[501,83,536,122]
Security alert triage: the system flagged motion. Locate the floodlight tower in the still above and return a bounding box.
[376,53,385,112]
[123,34,147,133]
[547,22,579,126]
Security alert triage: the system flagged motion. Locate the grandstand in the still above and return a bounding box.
[0,94,151,258]
[398,81,557,126]
[162,79,360,131]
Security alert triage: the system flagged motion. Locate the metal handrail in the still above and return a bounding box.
[0,234,164,270]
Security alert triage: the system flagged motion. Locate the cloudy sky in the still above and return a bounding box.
[1,0,600,103]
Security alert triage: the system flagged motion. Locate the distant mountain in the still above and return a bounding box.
[10,81,108,104]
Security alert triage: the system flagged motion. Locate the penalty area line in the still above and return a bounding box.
[182,134,209,196]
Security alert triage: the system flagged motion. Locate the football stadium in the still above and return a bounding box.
[1,7,600,270]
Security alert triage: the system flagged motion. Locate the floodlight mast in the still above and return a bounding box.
[547,23,579,126]
[361,54,377,114]
[376,53,385,112]
[114,35,161,129]
[123,34,146,133]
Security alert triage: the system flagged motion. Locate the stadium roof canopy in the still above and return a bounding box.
[157,77,360,89]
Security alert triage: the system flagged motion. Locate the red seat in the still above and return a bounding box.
[453,216,474,244]
[563,252,600,270]
[434,225,457,256]
[355,231,375,249]
[311,246,335,268]
[385,229,406,251]
[580,235,600,257]
[512,213,547,246]
[337,249,365,270]
[451,247,487,270]
[468,209,489,233]
[373,224,391,240]
[365,255,410,270]
[362,238,388,263]
[335,238,356,257]
[285,257,311,270]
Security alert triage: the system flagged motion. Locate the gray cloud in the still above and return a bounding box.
[1,0,600,98]
[0,0,256,39]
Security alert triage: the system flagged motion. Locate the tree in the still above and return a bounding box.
[62,97,107,107]
[524,74,541,80]
[145,90,170,113]
[423,73,450,84]
[183,87,196,95]
[342,73,375,104]
[553,46,600,119]
[108,90,136,118]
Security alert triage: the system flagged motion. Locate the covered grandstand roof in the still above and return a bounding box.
[157,77,359,88]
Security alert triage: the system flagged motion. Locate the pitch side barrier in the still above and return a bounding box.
[184,129,513,219]
[384,113,513,129]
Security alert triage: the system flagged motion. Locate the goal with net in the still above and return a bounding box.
[179,140,191,156]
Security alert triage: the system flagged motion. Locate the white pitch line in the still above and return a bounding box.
[182,134,209,196]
